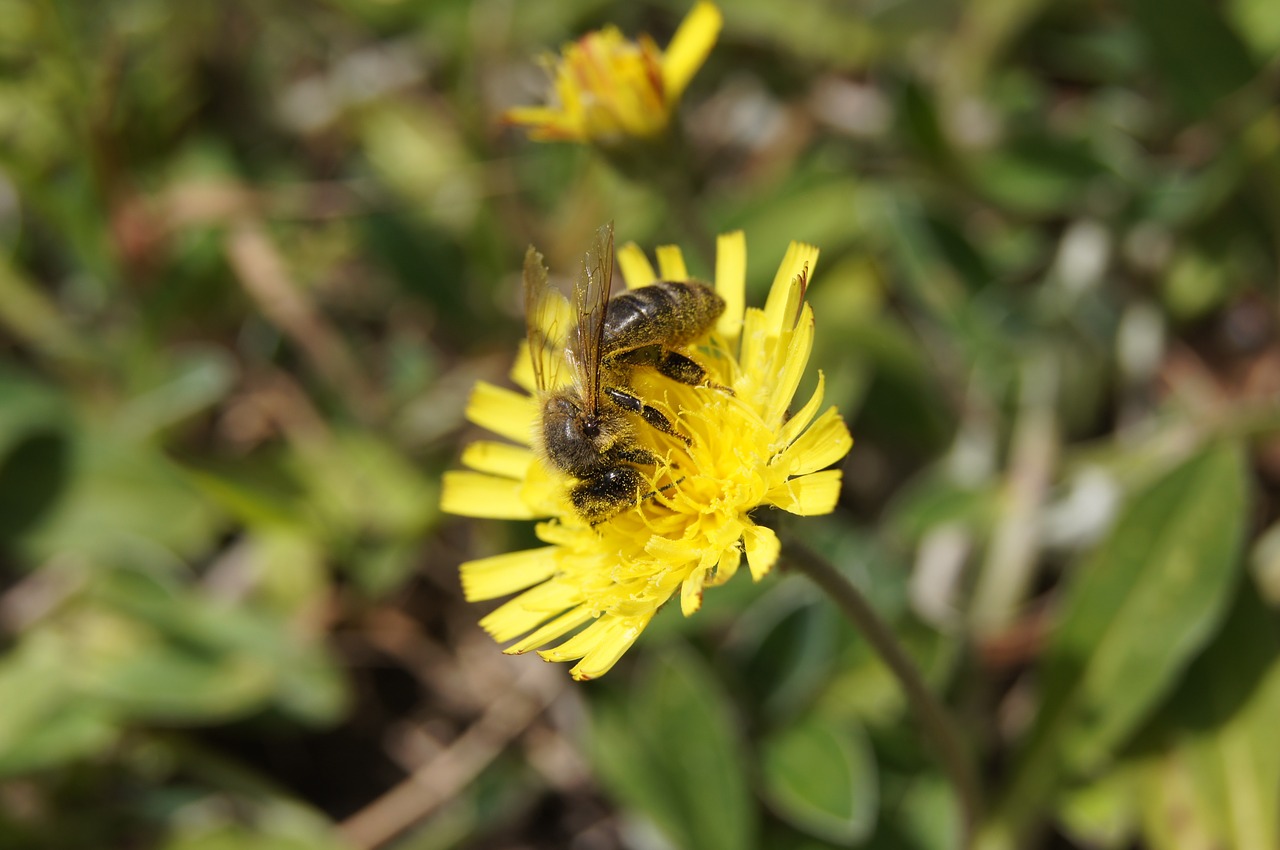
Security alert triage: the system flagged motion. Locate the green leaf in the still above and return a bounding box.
[115,346,237,438]
[1137,583,1280,850]
[85,642,277,723]
[1124,0,1258,120]
[884,468,999,544]
[728,579,839,723]
[760,715,877,845]
[0,634,119,777]
[23,429,222,566]
[0,369,73,543]
[1227,0,1280,58]
[879,771,962,850]
[160,798,349,850]
[590,648,756,850]
[90,569,347,725]
[1005,440,1248,827]
[1039,441,1248,773]
[1054,766,1140,849]
[971,138,1109,216]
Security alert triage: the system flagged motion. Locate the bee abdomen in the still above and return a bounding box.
[603,281,724,350]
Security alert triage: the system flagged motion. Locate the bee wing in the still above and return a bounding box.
[523,246,558,393]
[573,221,614,416]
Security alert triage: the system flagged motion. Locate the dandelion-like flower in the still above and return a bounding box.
[442,231,851,680]
[504,3,722,145]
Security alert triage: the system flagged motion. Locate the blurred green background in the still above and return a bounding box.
[3,0,1280,848]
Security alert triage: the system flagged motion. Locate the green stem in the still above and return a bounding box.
[782,536,982,849]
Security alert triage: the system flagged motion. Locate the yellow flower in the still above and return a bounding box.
[504,3,722,145]
[441,232,852,680]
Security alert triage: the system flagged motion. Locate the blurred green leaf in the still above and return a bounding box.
[159,798,350,850]
[185,453,308,530]
[1162,247,1233,320]
[884,469,998,545]
[87,569,346,725]
[1042,441,1248,772]
[1227,0,1280,58]
[0,634,119,777]
[116,347,237,438]
[1124,0,1258,119]
[22,428,223,567]
[0,369,73,541]
[877,771,961,850]
[971,138,1109,216]
[85,637,278,723]
[1004,440,1248,829]
[759,714,877,845]
[728,580,839,722]
[1136,583,1280,850]
[1054,766,1140,849]
[711,170,862,288]
[590,648,756,850]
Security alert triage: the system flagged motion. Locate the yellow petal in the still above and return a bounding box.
[710,541,742,585]
[569,632,644,679]
[660,1,722,102]
[763,304,814,428]
[441,471,540,519]
[559,615,651,679]
[467,381,536,445]
[742,523,780,580]
[656,245,688,281]
[460,546,559,601]
[776,370,825,450]
[480,581,579,641]
[617,242,658,289]
[461,440,535,478]
[645,532,698,564]
[510,342,537,393]
[507,605,595,654]
[714,230,746,342]
[766,469,843,516]
[773,406,852,477]
[539,617,604,662]
[737,307,768,386]
[680,565,708,615]
[765,242,819,334]
[504,106,569,129]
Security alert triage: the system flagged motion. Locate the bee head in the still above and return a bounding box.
[541,392,631,476]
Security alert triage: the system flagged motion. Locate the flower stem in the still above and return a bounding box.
[782,535,982,849]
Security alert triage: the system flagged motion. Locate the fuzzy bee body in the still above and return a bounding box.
[600,281,725,352]
[524,224,725,525]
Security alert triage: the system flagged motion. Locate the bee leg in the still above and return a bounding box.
[603,386,692,446]
[619,346,734,395]
[614,446,661,466]
[656,350,735,395]
[641,476,685,504]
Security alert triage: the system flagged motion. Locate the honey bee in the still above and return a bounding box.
[524,222,726,525]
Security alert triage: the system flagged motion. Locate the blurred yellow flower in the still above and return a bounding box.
[504,2,722,145]
[441,232,851,680]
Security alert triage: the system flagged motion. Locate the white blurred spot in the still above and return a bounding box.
[911,523,971,628]
[278,42,424,134]
[1250,522,1280,607]
[1054,219,1110,294]
[1117,302,1166,383]
[1041,466,1121,550]
[809,77,891,138]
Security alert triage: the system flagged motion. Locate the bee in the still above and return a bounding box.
[524,222,726,525]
